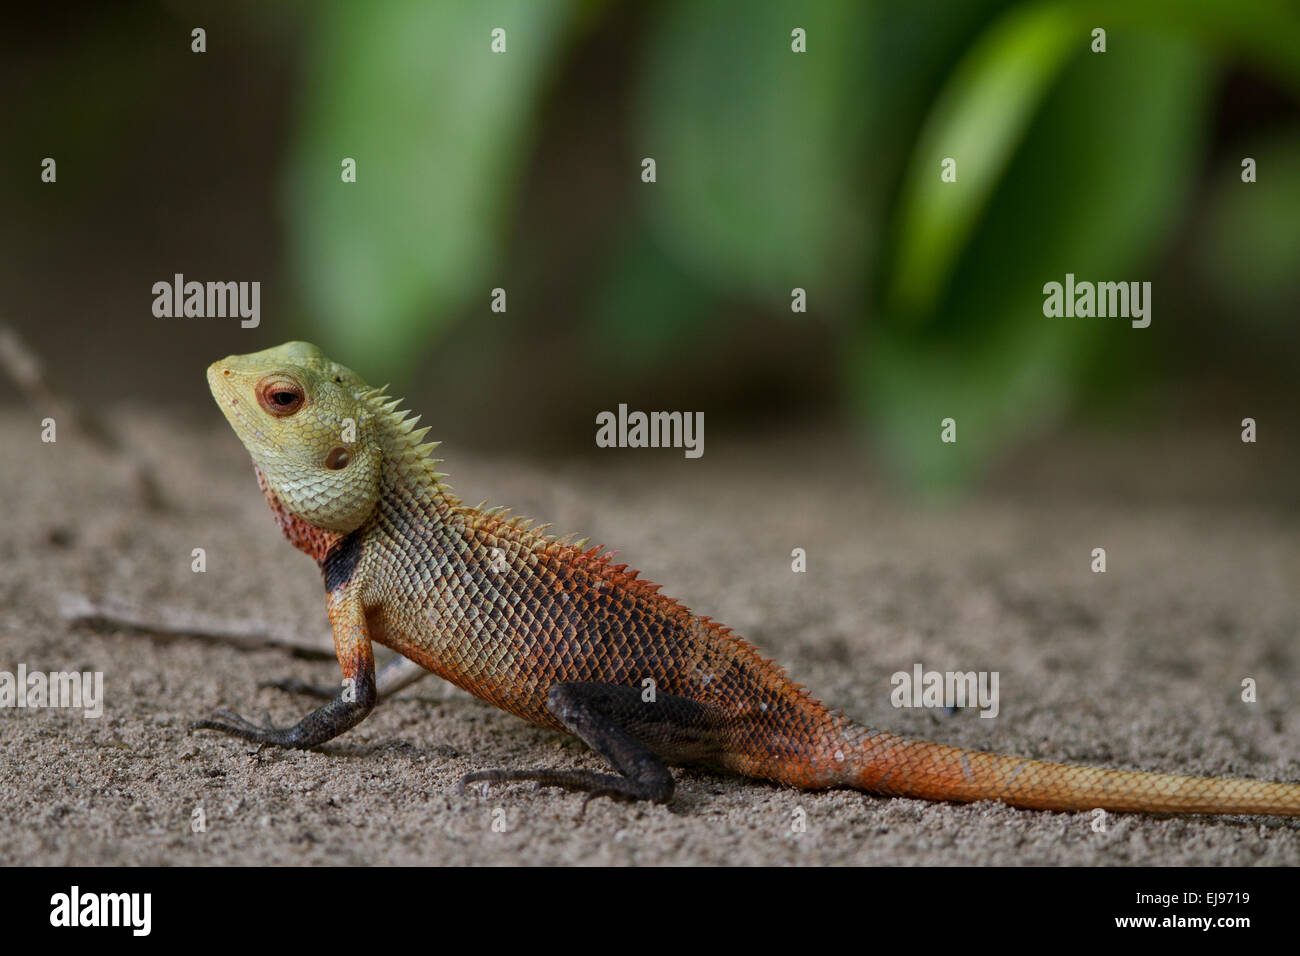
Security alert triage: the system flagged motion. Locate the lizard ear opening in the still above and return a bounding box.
[266,439,381,534]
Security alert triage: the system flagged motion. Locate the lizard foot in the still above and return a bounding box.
[189,668,377,750]
[458,768,641,804]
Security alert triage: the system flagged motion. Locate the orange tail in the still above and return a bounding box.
[846,730,1300,815]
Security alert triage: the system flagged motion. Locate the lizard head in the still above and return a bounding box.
[207,341,384,533]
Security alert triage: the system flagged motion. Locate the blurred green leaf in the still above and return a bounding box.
[283,0,573,378]
[861,25,1210,492]
[638,0,874,306]
[888,2,1079,322]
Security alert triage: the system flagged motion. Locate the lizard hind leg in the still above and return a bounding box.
[459,682,724,805]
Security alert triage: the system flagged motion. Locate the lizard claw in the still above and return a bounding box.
[190,708,291,744]
[457,771,494,797]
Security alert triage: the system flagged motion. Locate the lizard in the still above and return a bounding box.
[192,341,1300,815]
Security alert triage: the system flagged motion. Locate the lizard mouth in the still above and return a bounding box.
[206,360,284,454]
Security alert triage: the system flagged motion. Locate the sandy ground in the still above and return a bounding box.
[1,405,1298,866]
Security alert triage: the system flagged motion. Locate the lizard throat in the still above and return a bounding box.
[253,464,345,563]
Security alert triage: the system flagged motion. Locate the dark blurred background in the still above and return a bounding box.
[3,0,1298,494]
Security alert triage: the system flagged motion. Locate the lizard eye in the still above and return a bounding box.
[256,377,305,416]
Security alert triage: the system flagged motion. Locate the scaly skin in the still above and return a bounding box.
[193,342,1300,814]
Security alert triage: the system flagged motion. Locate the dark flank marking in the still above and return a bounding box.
[322,529,363,592]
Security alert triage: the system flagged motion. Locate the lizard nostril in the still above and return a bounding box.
[222,369,231,376]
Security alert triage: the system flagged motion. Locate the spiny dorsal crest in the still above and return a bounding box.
[358,386,453,497]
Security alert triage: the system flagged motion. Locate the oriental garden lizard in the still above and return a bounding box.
[192,342,1300,814]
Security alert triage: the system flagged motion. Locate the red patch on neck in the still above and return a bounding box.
[254,465,342,563]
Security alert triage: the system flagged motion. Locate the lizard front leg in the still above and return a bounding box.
[461,682,723,804]
[191,591,376,749]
